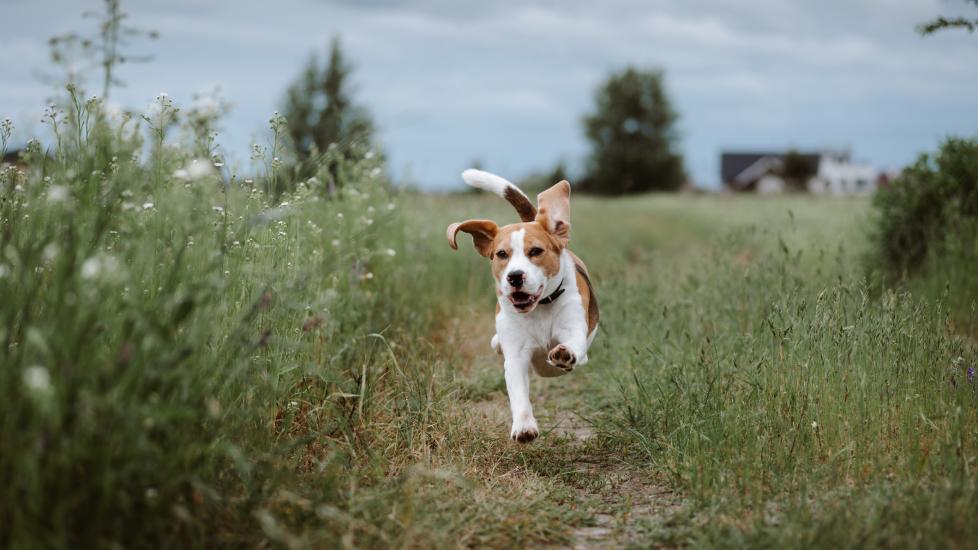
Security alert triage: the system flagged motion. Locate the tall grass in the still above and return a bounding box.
[595,205,978,546]
[0,86,456,547]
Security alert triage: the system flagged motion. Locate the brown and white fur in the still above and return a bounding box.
[447,169,598,443]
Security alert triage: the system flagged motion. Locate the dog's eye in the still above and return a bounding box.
[496,250,508,259]
[528,247,544,257]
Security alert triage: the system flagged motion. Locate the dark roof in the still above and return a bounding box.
[721,151,821,186]
[2,149,23,165]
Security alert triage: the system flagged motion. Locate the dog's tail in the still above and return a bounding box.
[461,169,537,222]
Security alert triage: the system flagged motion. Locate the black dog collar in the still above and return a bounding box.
[538,282,565,305]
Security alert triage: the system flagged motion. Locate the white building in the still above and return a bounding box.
[808,156,878,196]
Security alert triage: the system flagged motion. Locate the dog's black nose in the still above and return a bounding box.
[506,270,525,288]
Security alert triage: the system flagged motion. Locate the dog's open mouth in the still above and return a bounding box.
[509,291,541,312]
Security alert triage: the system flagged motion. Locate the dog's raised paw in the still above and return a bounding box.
[547,344,576,372]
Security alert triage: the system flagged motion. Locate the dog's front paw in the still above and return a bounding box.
[511,417,540,443]
[547,344,577,372]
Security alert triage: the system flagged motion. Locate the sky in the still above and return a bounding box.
[1,0,977,189]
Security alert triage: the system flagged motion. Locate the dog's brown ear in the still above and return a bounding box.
[536,180,571,245]
[446,219,498,258]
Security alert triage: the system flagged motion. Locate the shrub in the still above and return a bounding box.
[871,136,978,276]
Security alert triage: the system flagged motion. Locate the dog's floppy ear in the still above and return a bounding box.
[447,219,498,258]
[535,180,571,245]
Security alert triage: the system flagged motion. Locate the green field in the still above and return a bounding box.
[2,108,977,548]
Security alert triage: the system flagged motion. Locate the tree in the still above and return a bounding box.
[282,37,375,177]
[782,149,818,191]
[917,0,978,34]
[581,68,685,194]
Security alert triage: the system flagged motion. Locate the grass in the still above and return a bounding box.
[2,89,977,548]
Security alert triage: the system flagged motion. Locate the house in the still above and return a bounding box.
[807,156,877,196]
[721,150,877,195]
[2,148,24,167]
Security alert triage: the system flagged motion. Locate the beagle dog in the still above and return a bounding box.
[447,170,599,443]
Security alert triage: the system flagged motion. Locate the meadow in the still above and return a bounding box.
[2,98,977,549]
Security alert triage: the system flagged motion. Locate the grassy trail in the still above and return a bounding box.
[434,299,681,548]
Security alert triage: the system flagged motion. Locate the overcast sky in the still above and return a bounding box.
[2,0,976,188]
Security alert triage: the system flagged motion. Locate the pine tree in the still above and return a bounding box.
[282,37,375,177]
[581,68,685,194]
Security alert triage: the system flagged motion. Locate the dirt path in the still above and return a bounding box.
[440,305,684,548]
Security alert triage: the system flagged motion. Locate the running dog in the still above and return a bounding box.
[447,170,598,443]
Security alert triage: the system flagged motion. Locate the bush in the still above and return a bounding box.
[871,136,978,276]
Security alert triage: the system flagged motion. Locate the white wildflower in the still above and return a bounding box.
[386,203,395,211]
[81,256,101,279]
[192,158,216,178]
[142,202,154,210]
[42,243,59,263]
[0,264,9,278]
[47,185,69,203]
[811,421,818,429]
[331,239,340,247]
[23,366,51,392]
[384,248,396,257]
[191,95,219,119]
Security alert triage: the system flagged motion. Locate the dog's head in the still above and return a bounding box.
[447,178,571,314]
